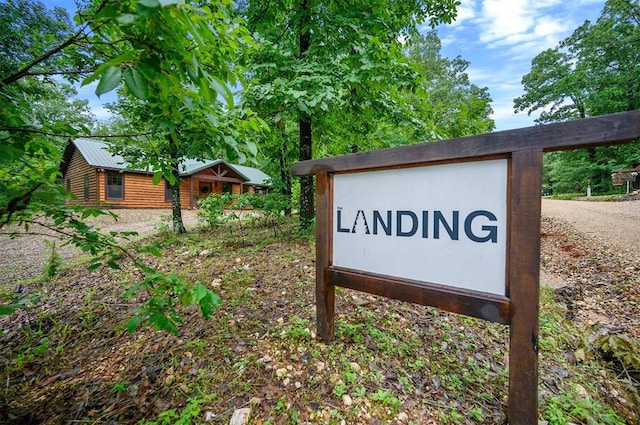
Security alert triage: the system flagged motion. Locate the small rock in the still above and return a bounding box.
[275,368,288,378]
[229,407,251,425]
[212,278,222,288]
[199,249,212,257]
[397,412,409,422]
[575,384,588,399]
[316,361,325,372]
[258,355,272,363]
[283,377,291,386]
[349,362,361,373]
[295,381,302,389]
[204,411,216,422]
[342,394,352,406]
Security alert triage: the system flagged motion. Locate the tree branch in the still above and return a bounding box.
[1,0,112,86]
[0,127,155,139]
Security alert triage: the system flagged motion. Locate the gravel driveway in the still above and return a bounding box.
[0,209,198,286]
[541,199,640,250]
[1,200,639,287]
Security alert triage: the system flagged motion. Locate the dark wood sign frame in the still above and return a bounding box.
[291,111,640,424]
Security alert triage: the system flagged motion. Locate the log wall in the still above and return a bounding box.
[63,150,98,206]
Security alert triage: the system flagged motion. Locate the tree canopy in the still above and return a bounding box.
[514,0,640,193]
[241,0,461,224]
[0,0,262,331]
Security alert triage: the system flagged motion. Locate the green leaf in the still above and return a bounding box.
[117,13,138,25]
[150,312,178,335]
[138,0,160,7]
[0,305,17,315]
[95,66,122,98]
[151,171,163,185]
[126,315,144,333]
[209,76,233,106]
[178,291,192,306]
[159,0,184,6]
[124,67,149,100]
[122,283,143,299]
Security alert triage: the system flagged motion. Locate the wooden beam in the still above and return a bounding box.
[292,111,640,176]
[508,149,543,424]
[315,172,334,341]
[329,267,510,324]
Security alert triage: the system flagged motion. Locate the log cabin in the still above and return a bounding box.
[60,138,271,209]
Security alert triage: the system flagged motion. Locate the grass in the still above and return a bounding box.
[546,192,627,201]
[0,217,636,424]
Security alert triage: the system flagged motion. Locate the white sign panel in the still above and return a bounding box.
[333,159,508,296]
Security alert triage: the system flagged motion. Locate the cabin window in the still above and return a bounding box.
[106,172,123,200]
[66,178,71,192]
[242,185,251,194]
[165,179,173,202]
[222,182,233,194]
[199,181,212,196]
[83,174,89,201]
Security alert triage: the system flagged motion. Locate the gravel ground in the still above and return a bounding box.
[1,200,639,287]
[0,209,199,286]
[541,199,640,251]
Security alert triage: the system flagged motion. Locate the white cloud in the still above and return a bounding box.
[432,1,605,131]
[450,0,477,26]
[478,0,536,45]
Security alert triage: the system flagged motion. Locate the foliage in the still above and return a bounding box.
[0,0,258,331]
[138,396,207,425]
[43,240,63,281]
[125,276,221,335]
[596,334,640,378]
[196,193,235,228]
[241,0,461,226]
[406,31,495,139]
[89,0,266,233]
[514,0,640,193]
[197,192,290,234]
[542,387,625,425]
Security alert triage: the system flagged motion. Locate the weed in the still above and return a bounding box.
[333,382,347,397]
[15,337,50,369]
[542,386,625,424]
[370,389,401,411]
[466,406,484,422]
[284,316,311,340]
[111,381,129,394]
[43,240,63,281]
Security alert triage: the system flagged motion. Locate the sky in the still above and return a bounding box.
[42,0,606,132]
[432,0,605,131]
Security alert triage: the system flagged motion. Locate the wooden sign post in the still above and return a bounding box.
[291,111,640,424]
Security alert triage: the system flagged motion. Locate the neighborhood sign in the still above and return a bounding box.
[333,159,508,295]
[292,110,640,425]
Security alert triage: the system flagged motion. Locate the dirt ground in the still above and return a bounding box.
[1,200,639,424]
[2,200,639,288]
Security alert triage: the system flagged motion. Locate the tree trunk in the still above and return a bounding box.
[279,131,293,216]
[167,136,186,234]
[298,0,314,228]
[299,117,314,226]
[171,169,186,234]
